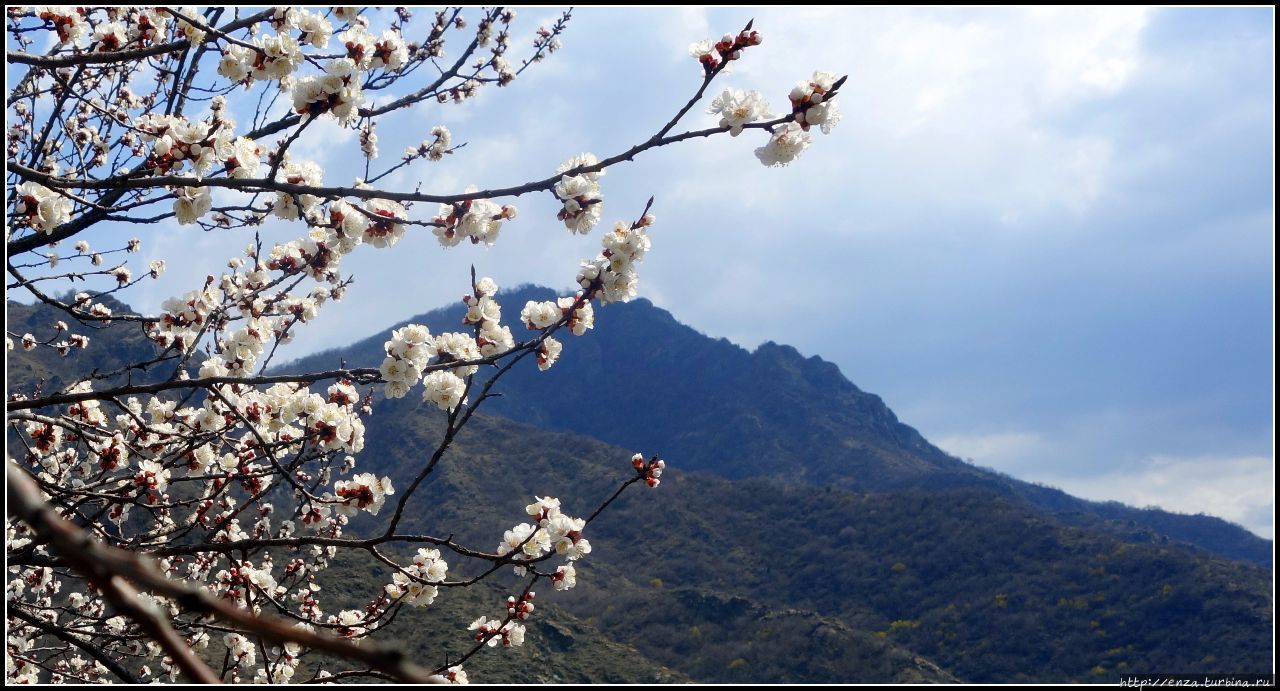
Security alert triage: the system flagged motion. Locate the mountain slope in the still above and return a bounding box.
[350,400,1273,682]
[5,297,955,682]
[314,551,691,683]
[289,285,1272,566]
[7,297,166,394]
[10,295,1273,682]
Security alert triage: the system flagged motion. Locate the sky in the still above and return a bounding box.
[62,7,1275,537]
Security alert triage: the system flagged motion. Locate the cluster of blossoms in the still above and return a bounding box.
[252,639,304,684]
[404,125,453,163]
[633,452,667,488]
[422,368,468,411]
[384,548,449,607]
[431,331,482,397]
[218,5,404,90]
[200,317,270,376]
[69,290,116,321]
[271,156,326,221]
[24,419,63,457]
[342,24,409,72]
[532,22,563,58]
[518,294,595,370]
[576,214,654,305]
[553,562,577,591]
[274,7,332,48]
[330,472,394,517]
[359,121,379,159]
[129,104,265,225]
[91,18,127,51]
[464,277,516,358]
[708,88,771,136]
[378,275,608,407]
[135,112,217,174]
[135,104,253,181]
[506,591,536,620]
[553,153,604,234]
[468,615,526,648]
[213,559,282,609]
[171,6,206,43]
[149,282,223,350]
[377,324,488,412]
[789,70,844,134]
[756,70,844,167]
[11,182,72,234]
[173,186,212,225]
[379,323,438,398]
[32,6,90,45]
[30,6,183,49]
[432,192,516,247]
[376,320,485,411]
[497,496,592,576]
[292,58,365,125]
[357,197,406,247]
[224,632,258,672]
[689,26,763,73]
[217,30,306,84]
[754,122,812,167]
[132,458,171,499]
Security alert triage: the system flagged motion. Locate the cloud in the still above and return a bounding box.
[937,431,1274,538]
[32,8,1271,538]
[936,431,1047,468]
[1045,454,1275,539]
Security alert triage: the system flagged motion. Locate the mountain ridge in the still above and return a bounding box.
[285,286,1272,564]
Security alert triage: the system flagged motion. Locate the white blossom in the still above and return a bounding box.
[554,563,577,591]
[422,370,466,411]
[755,122,812,167]
[708,88,770,135]
[520,300,561,330]
[173,186,212,224]
[13,182,72,233]
[363,198,407,247]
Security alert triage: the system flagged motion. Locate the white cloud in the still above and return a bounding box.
[937,431,1046,468]
[653,7,711,60]
[717,7,1153,222]
[935,422,1274,538]
[1045,454,1275,539]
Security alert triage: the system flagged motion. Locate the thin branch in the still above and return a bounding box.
[6,461,447,684]
[6,606,141,684]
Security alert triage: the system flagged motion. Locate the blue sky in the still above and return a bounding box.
[103,7,1274,536]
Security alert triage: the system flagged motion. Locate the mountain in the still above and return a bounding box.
[9,293,1273,682]
[331,395,962,682]
[2,298,714,684]
[6,298,957,682]
[313,551,692,684]
[290,285,1273,566]
[7,296,169,394]
[347,398,1272,682]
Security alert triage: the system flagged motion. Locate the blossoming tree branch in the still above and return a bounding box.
[5,6,844,684]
